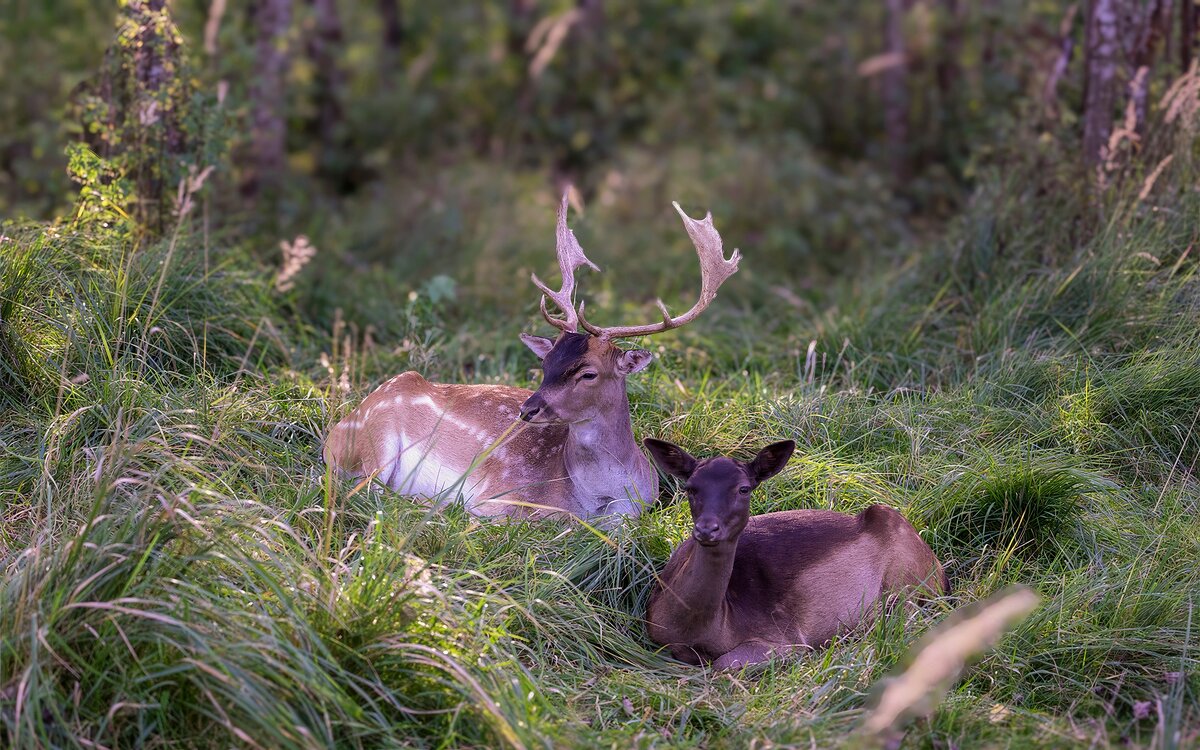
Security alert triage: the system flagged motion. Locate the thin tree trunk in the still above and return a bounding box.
[1125,0,1170,134]
[935,0,964,161]
[935,0,963,97]
[379,0,403,83]
[247,0,292,197]
[578,0,604,29]
[1082,0,1120,166]
[883,0,910,180]
[508,0,536,57]
[307,0,345,180]
[204,0,227,57]
[509,0,538,140]
[1044,4,1079,120]
[124,0,187,231]
[1184,0,1195,70]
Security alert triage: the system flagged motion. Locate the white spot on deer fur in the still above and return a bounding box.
[376,431,400,486]
[383,430,483,506]
[411,395,478,433]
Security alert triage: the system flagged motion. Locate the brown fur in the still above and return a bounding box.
[643,440,946,669]
[323,333,657,521]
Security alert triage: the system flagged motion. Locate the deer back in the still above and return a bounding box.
[726,506,944,644]
[322,372,577,516]
[650,505,945,663]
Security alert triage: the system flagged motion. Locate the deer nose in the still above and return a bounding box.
[520,405,541,421]
[693,519,721,543]
[519,394,546,422]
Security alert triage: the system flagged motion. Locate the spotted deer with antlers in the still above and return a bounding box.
[323,196,741,522]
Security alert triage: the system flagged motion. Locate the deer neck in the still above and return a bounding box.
[561,390,650,507]
[659,540,738,638]
[564,390,638,468]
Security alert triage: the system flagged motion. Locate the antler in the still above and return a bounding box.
[531,194,600,333]
[579,201,740,340]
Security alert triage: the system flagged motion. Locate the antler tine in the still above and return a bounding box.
[580,201,740,339]
[531,193,599,333]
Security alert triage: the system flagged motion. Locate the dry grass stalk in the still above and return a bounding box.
[1138,154,1174,202]
[527,9,583,81]
[173,164,215,220]
[857,52,907,78]
[1100,66,1148,182]
[275,235,317,293]
[858,586,1041,748]
[204,0,227,56]
[1161,59,1200,132]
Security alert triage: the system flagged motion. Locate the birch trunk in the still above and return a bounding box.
[1082,0,1120,165]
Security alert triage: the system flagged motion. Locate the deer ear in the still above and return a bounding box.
[617,348,653,375]
[643,438,697,479]
[519,333,555,360]
[749,440,795,484]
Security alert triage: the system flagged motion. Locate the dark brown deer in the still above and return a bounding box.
[643,439,948,669]
[323,196,740,523]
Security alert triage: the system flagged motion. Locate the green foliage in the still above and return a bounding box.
[5,138,1200,743]
[4,0,1200,747]
[59,1,227,235]
[2,1,1078,221]
[0,1,114,217]
[930,459,1098,560]
[65,143,133,231]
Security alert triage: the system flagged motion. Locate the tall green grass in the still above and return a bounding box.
[3,146,1199,747]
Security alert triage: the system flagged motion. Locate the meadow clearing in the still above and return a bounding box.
[3,2,1199,747]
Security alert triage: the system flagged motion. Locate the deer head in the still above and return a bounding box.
[517,331,652,424]
[517,195,740,425]
[643,439,795,545]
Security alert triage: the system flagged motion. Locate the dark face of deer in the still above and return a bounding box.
[517,332,652,425]
[643,439,795,546]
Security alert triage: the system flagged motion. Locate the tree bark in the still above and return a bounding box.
[507,0,536,58]
[1043,4,1079,120]
[247,0,292,197]
[1082,0,1120,166]
[935,0,963,98]
[883,0,910,181]
[378,0,403,83]
[1184,0,1196,70]
[307,0,345,180]
[1125,1,1171,134]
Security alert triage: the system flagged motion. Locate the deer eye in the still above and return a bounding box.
[578,372,598,381]
[738,486,751,495]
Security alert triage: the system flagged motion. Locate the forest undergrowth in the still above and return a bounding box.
[2,131,1199,748]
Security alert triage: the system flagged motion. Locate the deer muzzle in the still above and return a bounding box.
[519,392,553,423]
[692,519,722,546]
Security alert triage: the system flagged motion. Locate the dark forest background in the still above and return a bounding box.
[5,0,1194,308]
